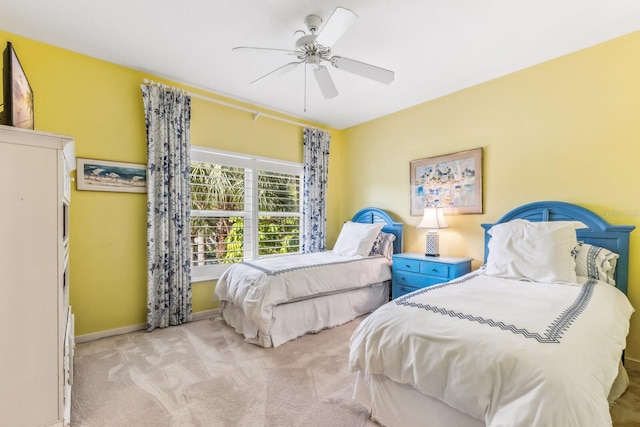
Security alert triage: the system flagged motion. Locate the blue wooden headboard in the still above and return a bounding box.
[352,207,403,254]
[481,201,635,294]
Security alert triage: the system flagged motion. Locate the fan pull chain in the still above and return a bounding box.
[304,63,307,113]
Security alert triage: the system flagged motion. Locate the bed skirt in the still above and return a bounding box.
[353,363,629,427]
[221,281,389,347]
[353,371,484,427]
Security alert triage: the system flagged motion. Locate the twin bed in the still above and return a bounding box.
[213,201,634,426]
[214,207,403,348]
[350,201,635,427]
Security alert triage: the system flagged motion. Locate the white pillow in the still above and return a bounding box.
[573,242,619,285]
[332,221,384,257]
[484,219,579,283]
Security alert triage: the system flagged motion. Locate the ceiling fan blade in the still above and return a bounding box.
[250,61,303,85]
[315,7,357,47]
[330,56,395,84]
[314,66,338,99]
[233,46,297,55]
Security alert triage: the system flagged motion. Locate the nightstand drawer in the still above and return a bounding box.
[420,262,449,278]
[394,283,421,298]
[391,253,473,300]
[394,270,445,288]
[394,258,422,273]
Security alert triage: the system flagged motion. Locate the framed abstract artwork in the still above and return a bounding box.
[410,147,483,215]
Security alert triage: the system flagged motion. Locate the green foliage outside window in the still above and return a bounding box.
[190,162,301,266]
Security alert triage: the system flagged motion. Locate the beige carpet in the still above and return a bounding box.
[72,316,376,427]
[72,315,640,427]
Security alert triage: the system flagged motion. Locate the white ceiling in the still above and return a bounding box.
[1,1,640,129]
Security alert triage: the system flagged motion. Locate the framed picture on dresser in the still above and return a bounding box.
[410,147,483,215]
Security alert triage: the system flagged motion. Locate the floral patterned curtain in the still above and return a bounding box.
[302,127,331,253]
[141,83,192,331]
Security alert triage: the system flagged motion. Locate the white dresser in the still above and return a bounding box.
[0,125,75,426]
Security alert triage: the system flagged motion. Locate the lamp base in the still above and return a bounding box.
[425,232,440,257]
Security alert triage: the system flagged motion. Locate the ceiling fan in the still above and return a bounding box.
[233,6,395,106]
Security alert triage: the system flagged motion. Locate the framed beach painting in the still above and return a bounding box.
[410,148,483,215]
[77,158,147,193]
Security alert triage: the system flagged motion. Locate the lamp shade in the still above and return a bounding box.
[417,207,449,230]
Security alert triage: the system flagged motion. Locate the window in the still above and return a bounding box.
[190,146,303,281]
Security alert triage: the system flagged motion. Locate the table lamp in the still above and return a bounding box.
[417,207,449,257]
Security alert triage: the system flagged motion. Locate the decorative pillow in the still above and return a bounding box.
[332,221,384,257]
[573,242,619,285]
[369,231,396,260]
[484,219,579,283]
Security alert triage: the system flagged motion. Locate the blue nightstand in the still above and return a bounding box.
[392,253,472,299]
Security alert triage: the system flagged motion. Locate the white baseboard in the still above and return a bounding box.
[192,308,220,321]
[625,357,640,370]
[75,323,145,344]
[75,308,220,344]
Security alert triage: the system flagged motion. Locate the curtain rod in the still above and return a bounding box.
[142,79,311,129]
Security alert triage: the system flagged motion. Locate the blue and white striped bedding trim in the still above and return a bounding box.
[241,255,386,277]
[394,274,596,343]
[586,244,604,281]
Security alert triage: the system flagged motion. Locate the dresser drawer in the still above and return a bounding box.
[394,270,445,288]
[420,262,449,278]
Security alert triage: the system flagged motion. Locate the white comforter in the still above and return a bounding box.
[215,252,391,336]
[349,272,634,427]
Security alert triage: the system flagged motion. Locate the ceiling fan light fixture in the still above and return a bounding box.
[233,6,395,109]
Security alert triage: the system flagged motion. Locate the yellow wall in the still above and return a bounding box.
[0,30,336,336]
[342,31,640,360]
